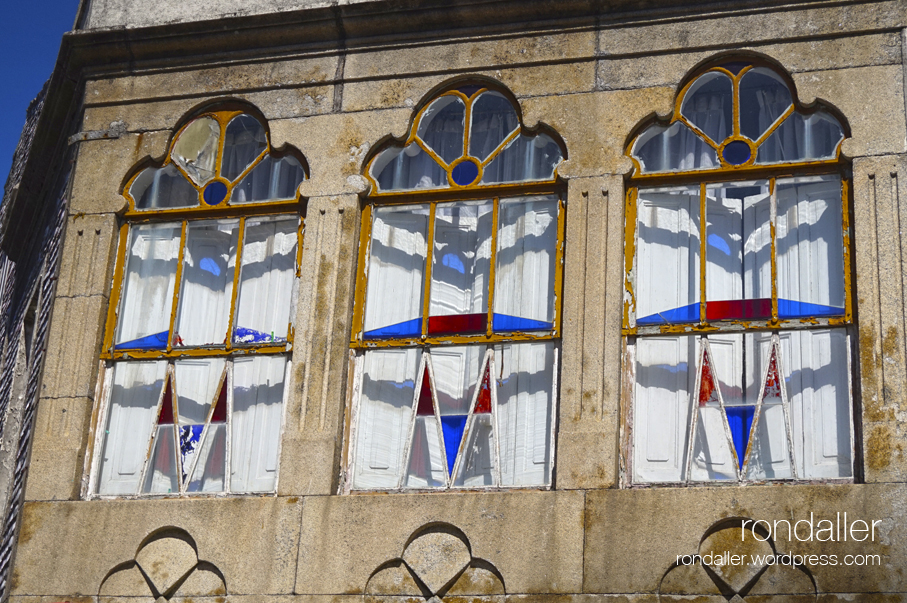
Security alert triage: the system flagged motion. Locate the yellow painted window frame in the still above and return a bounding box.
[623,59,853,336]
[102,108,308,361]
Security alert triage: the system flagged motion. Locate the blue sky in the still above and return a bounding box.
[1,1,80,189]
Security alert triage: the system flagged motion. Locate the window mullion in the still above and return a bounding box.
[103,223,131,355]
[487,197,500,338]
[225,217,246,351]
[769,177,778,322]
[167,222,189,353]
[421,203,437,339]
[699,183,707,325]
[225,358,234,493]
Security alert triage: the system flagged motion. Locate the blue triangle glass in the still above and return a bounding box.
[440,415,468,475]
[725,406,755,470]
[492,313,552,332]
[363,317,422,339]
[636,303,700,325]
[777,299,844,318]
[114,330,169,350]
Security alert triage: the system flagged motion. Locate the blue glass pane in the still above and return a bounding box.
[777,299,844,318]
[636,303,700,325]
[179,425,205,482]
[492,314,553,332]
[722,141,751,165]
[234,327,284,344]
[725,406,755,470]
[451,160,479,186]
[114,330,169,350]
[363,317,422,339]
[440,415,468,475]
[203,181,228,205]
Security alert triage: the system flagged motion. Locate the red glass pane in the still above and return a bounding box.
[427,313,486,335]
[474,364,492,414]
[158,380,175,424]
[416,367,434,416]
[211,379,227,423]
[698,353,719,406]
[763,347,782,399]
[706,298,772,320]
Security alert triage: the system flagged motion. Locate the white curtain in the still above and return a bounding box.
[230,355,287,492]
[116,223,181,347]
[98,361,168,494]
[175,220,239,346]
[429,201,493,319]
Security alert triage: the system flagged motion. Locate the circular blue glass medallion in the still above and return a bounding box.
[450,159,480,186]
[722,141,752,165]
[202,181,228,205]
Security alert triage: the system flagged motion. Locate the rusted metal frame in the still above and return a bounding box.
[421,203,438,339]
[102,223,131,354]
[770,177,779,323]
[137,366,172,494]
[369,180,562,203]
[270,358,293,495]
[166,222,189,353]
[225,218,246,351]
[353,330,555,350]
[628,317,848,337]
[486,198,500,337]
[462,90,473,158]
[775,335,799,480]
[621,339,636,488]
[841,178,854,323]
[350,204,373,346]
[710,341,742,482]
[628,161,843,187]
[367,180,561,202]
[731,67,742,138]
[480,127,522,170]
[449,349,487,487]
[295,215,305,279]
[341,350,365,494]
[845,332,855,478]
[684,338,705,482]
[125,200,301,221]
[754,105,796,147]
[699,182,708,327]
[547,345,559,488]
[225,358,235,493]
[491,348,504,487]
[740,337,770,479]
[181,364,229,492]
[104,344,289,361]
[85,362,115,497]
[552,196,567,339]
[171,366,186,494]
[623,188,638,330]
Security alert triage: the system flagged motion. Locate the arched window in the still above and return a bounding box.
[92,105,307,496]
[625,59,854,484]
[347,82,566,491]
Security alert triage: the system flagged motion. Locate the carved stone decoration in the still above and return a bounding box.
[98,527,226,600]
[658,518,817,602]
[365,523,504,600]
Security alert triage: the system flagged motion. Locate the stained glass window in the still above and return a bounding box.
[625,60,854,484]
[94,107,307,496]
[349,83,565,491]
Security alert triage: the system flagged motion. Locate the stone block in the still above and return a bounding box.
[86,56,338,104]
[81,86,334,134]
[69,131,170,215]
[597,32,903,91]
[597,2,906,56]
[134,533,198,596]
[341,61,596,114]
[24,397,94,502]
[344,31,595,80]
[794,65,905,159]
[56,213,119,299]
[270,111,411,198]
[10,497,303,596]
[555,431,617,490]
[39,295,106,400]
[584,484,907,595]
[296,491,584,595]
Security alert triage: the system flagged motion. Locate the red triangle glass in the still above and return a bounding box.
[158,378,175,424]
[474,363,492,414]
[416,366,434,416]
